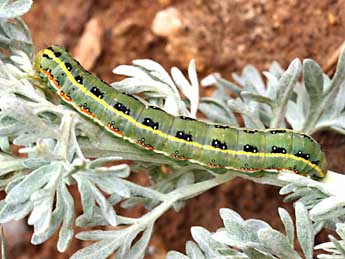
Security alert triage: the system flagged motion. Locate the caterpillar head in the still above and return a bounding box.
[33,49,45,73]
[310,151,328,180]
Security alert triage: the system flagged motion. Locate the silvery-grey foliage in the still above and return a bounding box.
[112,58,199,117]
[0,0,32,19]
[0,2,345,259]
[167,207,313,259]
[315,223,345,259]
[201,53,345,135]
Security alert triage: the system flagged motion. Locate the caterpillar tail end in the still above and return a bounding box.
[319,152,328,179]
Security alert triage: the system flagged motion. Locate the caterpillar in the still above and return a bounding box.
[33,45,328,180]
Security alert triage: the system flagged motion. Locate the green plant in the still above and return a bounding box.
[0,2,345,259]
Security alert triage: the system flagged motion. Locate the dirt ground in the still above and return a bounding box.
[4,0,345,258]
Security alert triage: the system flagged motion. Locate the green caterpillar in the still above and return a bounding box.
[34,45,328,180]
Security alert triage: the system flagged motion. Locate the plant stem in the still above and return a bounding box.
[124,173,236,234]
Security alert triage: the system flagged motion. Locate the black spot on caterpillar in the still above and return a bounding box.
[302,133,317,143]
[212,139,227,150]
[42,53,51,59]
[176,131,193,142]
[90,86,104,99]
[142,118,159,130]
[244,129,258,134]
[179,116,197,121]
[148,105,164,111]
[34,45,328,180]
[114,102,130,115]
[214,125,230,129]
[270,129,286,134]
[75,75,83,84]
[243,144,258,153]
[271,146,287,154]
[65,62,72,71]
[295,150,310,160]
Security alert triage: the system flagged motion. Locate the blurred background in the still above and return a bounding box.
[5,0,345,258]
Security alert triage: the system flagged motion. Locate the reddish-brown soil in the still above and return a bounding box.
[4,0,345,258]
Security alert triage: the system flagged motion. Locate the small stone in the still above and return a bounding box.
[73,17,103,70]
[151,7,183,37]
[328,12,337,25]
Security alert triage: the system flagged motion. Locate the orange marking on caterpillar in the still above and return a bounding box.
[239,167,261,173]
[41,69,61,90]
[106,123,124,137]
[59,90,72,102]
[170,153,190,161]
[78,106,96,118]
[207,162,225,168]
[136,139,155,150]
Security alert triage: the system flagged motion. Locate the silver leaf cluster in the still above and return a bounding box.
[1,2,345,259]
[201,53,345,135]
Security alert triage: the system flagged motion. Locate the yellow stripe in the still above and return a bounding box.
[43,49,324,177]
